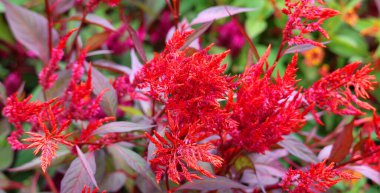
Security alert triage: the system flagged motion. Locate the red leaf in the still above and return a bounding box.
[347,165,380,185]
[75,146,98,188]
[179,21,212,50]
[68,14,116,31]
[191,5,256,25]
[328,121,354,163]
[126,25,147,63]
[90,65,118,116]
[176,176,247,191]
[92,121,154,135]
[278,135,319,163]
[284,41,330,54]
[1,0,59,64]
[60,151,97,193]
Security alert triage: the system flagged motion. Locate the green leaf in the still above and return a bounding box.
[0,136,13,171]
[328,28,369,58]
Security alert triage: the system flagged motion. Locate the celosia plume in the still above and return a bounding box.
[39,29,78,90]
[305,62,376,116]
[230,47,305,153]
[282,0,340,47]
[280,161,356,193]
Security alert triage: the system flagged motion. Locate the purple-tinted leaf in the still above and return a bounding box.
[176,176,247,191]
[318,145,333,161]
[129,49,143,83]
[284,41,330,54]
[90,66,118,116]
[180,21,212,50]
[75,146,98,188]
[50,0,75,16]
[329,121,353,163]
[69,14,116,31]
[107,144,160,190]
[60,151,97,193]
[9,149,70,172]
[45,70,71,100]
[93,60,131,75]
[126,25,147,63]
[100,172,126,192]
[92,121,154,135]
[87,50,113,57]
[278,135,319,163]
[191,6,256,25]
[1,0,59,64]
[86,31,111,51]
[347,165,380,185]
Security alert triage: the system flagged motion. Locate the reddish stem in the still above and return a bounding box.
[43,171,59,193]
[45,0,53,59]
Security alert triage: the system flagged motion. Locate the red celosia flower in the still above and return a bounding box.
[2,94,45,127]
[39,29,77,90]
[135,30,236,134]
[282,0,340,47]
[113,75,148,101]
[23,107,73,173]
[280,160,355,193]
[65,64,107,120]
[304,62,376,117]
[82,185,106,193]
[71,48,88,83]
[146,115,223,184]
[7,129,27,150]
[230,47,305,153]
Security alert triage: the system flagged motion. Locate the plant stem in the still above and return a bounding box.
[43,172,59,193]
[68,7,88,59]
[45,0,53,59]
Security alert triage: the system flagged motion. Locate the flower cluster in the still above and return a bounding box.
[282,0,340,47]
[229,47,305,153]
[280,161,355,193]
[304,62,376,118]
[136,31,235,183]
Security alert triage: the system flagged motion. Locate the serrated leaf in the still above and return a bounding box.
[176,176,247,191]
[1,0,59,64]
[278,135,319,163]
[107,144,160,190]
[329,121,354,163]
[9,149,70,172]
[75,146,98,188]
[191,5,256,25]
[90,66,118,116]
[100,171,126,192]
[60,151,97,193]
[92,121,153,135]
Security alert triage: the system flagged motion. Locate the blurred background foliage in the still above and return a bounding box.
[0,0,379,192]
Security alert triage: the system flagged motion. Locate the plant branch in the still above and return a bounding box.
[43,171,59,193]
[45,0,53,59]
